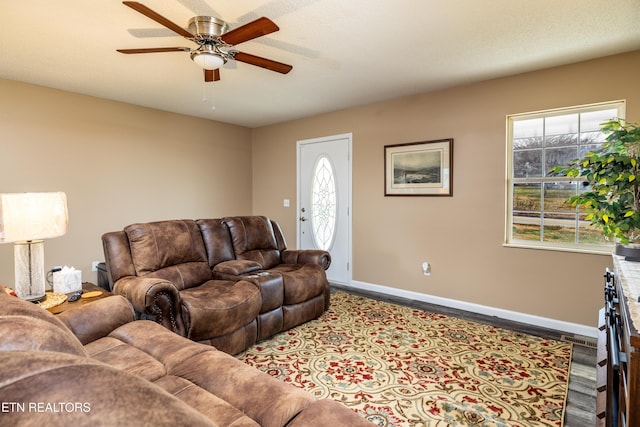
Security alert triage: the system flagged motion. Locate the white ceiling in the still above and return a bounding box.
[1,1,640,128]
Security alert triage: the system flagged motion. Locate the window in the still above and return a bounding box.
[506,101,625,253]
[311,155,337,251]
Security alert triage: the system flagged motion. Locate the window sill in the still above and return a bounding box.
[503,241,612,256]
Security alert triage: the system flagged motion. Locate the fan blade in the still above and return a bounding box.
[220,17,279,46]
[234,51,292,74]
[122,1,193,39]
[117,47,190,54]
[204,69,221,82]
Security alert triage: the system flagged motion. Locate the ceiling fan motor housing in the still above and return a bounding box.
[188,16,229,42]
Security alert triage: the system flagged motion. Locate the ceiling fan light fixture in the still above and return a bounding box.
[191,50,225,70]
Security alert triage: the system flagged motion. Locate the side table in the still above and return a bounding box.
[46,282,112,315]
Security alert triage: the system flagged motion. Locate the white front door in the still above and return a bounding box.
[297,134,352,285]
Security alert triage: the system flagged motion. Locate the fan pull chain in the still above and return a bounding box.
[201,82,216,110]
[202,82,208,103]
[210,83,216,110]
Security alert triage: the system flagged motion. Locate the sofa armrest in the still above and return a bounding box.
[57,295,135,345]
[113,276,185,336]
[281,249,332,270]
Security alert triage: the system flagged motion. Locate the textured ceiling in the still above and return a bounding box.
[1,0,640,128]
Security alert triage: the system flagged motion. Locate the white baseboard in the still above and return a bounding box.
[343,280,598,339]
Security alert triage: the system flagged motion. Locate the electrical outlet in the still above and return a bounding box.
[422,261,431,276]
[91,261,100,272]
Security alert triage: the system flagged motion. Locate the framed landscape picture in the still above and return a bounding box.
[384,138,453,196]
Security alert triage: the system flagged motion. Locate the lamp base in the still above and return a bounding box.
[14,240,46,301]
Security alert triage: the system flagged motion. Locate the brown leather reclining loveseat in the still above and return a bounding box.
[0,292,373,426]
[102,216,330,354]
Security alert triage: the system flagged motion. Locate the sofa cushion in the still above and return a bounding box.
[270,264,327,305]
[223,216,281,269]
[0,293,87,357]
[144,262,214,292]
[196,218,237,267]
[171,349,317,427]
[125,220,212,290]
[179,279,262,341]
[85,337,167,382]
[155,375,259,427]
[103,320,211,371]
[0,351,217,427]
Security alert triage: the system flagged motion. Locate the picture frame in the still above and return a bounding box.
[384,138,453,196]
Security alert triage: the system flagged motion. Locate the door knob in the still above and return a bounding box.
[300,216,307,221]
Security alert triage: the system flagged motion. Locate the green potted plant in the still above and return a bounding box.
[550,118,640,259]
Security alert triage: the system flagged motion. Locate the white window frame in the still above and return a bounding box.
[505,100,626,254]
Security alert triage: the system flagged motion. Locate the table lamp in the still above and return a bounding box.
[0,192,68,301]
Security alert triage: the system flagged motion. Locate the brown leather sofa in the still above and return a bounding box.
[102,216,331,354]
[0,292,373,426]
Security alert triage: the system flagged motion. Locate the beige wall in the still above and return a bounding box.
[2,51,638,328]
[252,50,640,327]
[0,79,252,285]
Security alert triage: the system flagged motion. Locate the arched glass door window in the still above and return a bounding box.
[311,155,337,250]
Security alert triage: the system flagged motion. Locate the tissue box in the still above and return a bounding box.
[53,267,82,294]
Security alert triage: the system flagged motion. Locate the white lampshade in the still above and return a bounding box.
[191,51,225,70]
[0,192,68,242]
[0,192,68,301]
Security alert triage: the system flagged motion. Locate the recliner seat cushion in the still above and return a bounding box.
[270,264,327,305]
[179,280,261,341]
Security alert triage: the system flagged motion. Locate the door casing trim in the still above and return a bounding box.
[296,133,353,285]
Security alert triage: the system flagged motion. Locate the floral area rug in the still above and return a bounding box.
[236,291,572,426]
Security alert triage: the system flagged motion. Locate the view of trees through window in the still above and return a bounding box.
[508,103,624,249]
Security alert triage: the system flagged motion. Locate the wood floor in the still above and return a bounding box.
[331,284,597,427]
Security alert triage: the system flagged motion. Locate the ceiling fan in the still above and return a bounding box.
[117,1,293,82]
